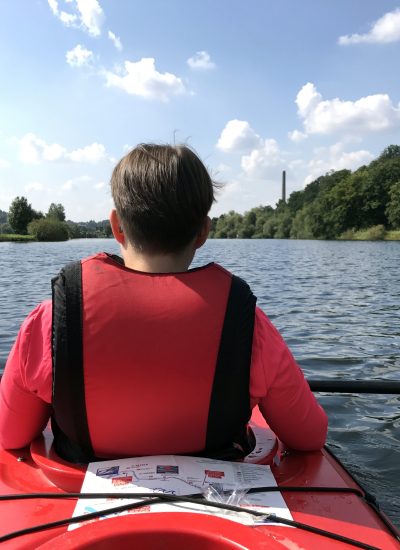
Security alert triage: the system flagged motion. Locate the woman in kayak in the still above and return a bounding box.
[0,144,327,462]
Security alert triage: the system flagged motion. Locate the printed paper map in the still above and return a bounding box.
[70,455,293,529]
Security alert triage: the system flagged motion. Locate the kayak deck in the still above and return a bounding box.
[0,407,399,549]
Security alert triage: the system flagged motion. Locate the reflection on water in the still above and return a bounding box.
[1,238,399,525]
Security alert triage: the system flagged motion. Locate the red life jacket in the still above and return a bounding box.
[51,253,256,463]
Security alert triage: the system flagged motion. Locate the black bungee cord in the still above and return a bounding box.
[0,486,393,549]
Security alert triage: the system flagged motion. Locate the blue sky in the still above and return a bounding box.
[0,0,399,221]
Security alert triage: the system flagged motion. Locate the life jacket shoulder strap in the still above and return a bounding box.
[206,274,256,454]
[51,260,94,462]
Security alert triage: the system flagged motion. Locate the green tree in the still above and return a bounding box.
[378,144,400,161]
[290,205,314,239]
[0,209,7,223]
[320,172,364,236]
[66,221,83,239]
[238,210,256,238]
[103,221,113,237]
[32,209,44,220]
[0,222,13,234]
[262,216,278,238]
[213,211,243,238]
[274,211,293,238]
[386,181,400,228]
[47,203,66,221]
[253,206,274,238]
[8,196,35,234]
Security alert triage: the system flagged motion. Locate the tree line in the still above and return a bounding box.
[0,199,112,241]
[1,144,400,241]
[210,145,400,240]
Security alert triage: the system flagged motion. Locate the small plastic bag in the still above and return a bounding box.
[202,484,258,523]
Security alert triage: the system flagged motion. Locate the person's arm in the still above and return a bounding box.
[250,307,328,451]
[0,301,52,449]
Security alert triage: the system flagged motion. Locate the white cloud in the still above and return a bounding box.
[292,82,400,138]
[288,129,308,143]
[305,143,374,185]
[241,139,283,178]
[0,158,9,168]
[108,30,122,51]
[19,133,66,163]
[93,181,105,189]
[187,51,216,70]
[62,175,92,191]
[24,182,44,192]
[62,179,75,190]
[76,0,104,36]
[104,58,186,101]
[66,44,94,67]
[18,133,107,164]
[296,82,322,118]
[47,0,104,36]
[217,120,262,153]
[67,142,106,162]
[48,0,78,25]
[339,8,400,45]
[48,0,58,14]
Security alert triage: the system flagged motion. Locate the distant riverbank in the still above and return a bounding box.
[1,228,399,243]
[0,234,35,242]
[0,234,110,243]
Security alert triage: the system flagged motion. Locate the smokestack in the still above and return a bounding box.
[282,170,286,203]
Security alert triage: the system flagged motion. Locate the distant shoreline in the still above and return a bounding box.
[1,232,399,243]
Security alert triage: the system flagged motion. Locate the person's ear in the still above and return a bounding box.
[194,216,211,249]
[109,209,125,244]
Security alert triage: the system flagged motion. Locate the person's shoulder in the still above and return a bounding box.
[211,263,250,283]
[20,300,52,334]
[24,300,52,322]
[254,306,287,342]
[35,300,52,316]
[207,262,230,275]
[80,252,108,266]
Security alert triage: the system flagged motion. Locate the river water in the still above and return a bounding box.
[0,238,399,525]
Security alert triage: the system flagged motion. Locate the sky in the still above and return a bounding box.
[0,0,400,221]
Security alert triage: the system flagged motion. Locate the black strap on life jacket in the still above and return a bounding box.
[51,259,256,463]
[205,274,256,458]
[51,260,95,463]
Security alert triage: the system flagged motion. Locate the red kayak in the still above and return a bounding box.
[0,407,399,549]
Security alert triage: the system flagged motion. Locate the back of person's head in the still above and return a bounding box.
[111,144,216,254]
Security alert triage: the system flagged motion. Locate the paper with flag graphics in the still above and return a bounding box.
[70,455,293,529]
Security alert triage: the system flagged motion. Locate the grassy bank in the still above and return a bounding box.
[384,230,400,240]
[0,234,36,242]
[339,225,400,241]
[1,230,399,243]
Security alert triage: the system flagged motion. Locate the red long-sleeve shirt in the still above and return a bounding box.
[0,300,327,452]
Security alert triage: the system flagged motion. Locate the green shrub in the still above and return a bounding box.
[28,218,69,241]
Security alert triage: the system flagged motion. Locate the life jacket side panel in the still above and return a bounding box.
[81,253,232,457]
